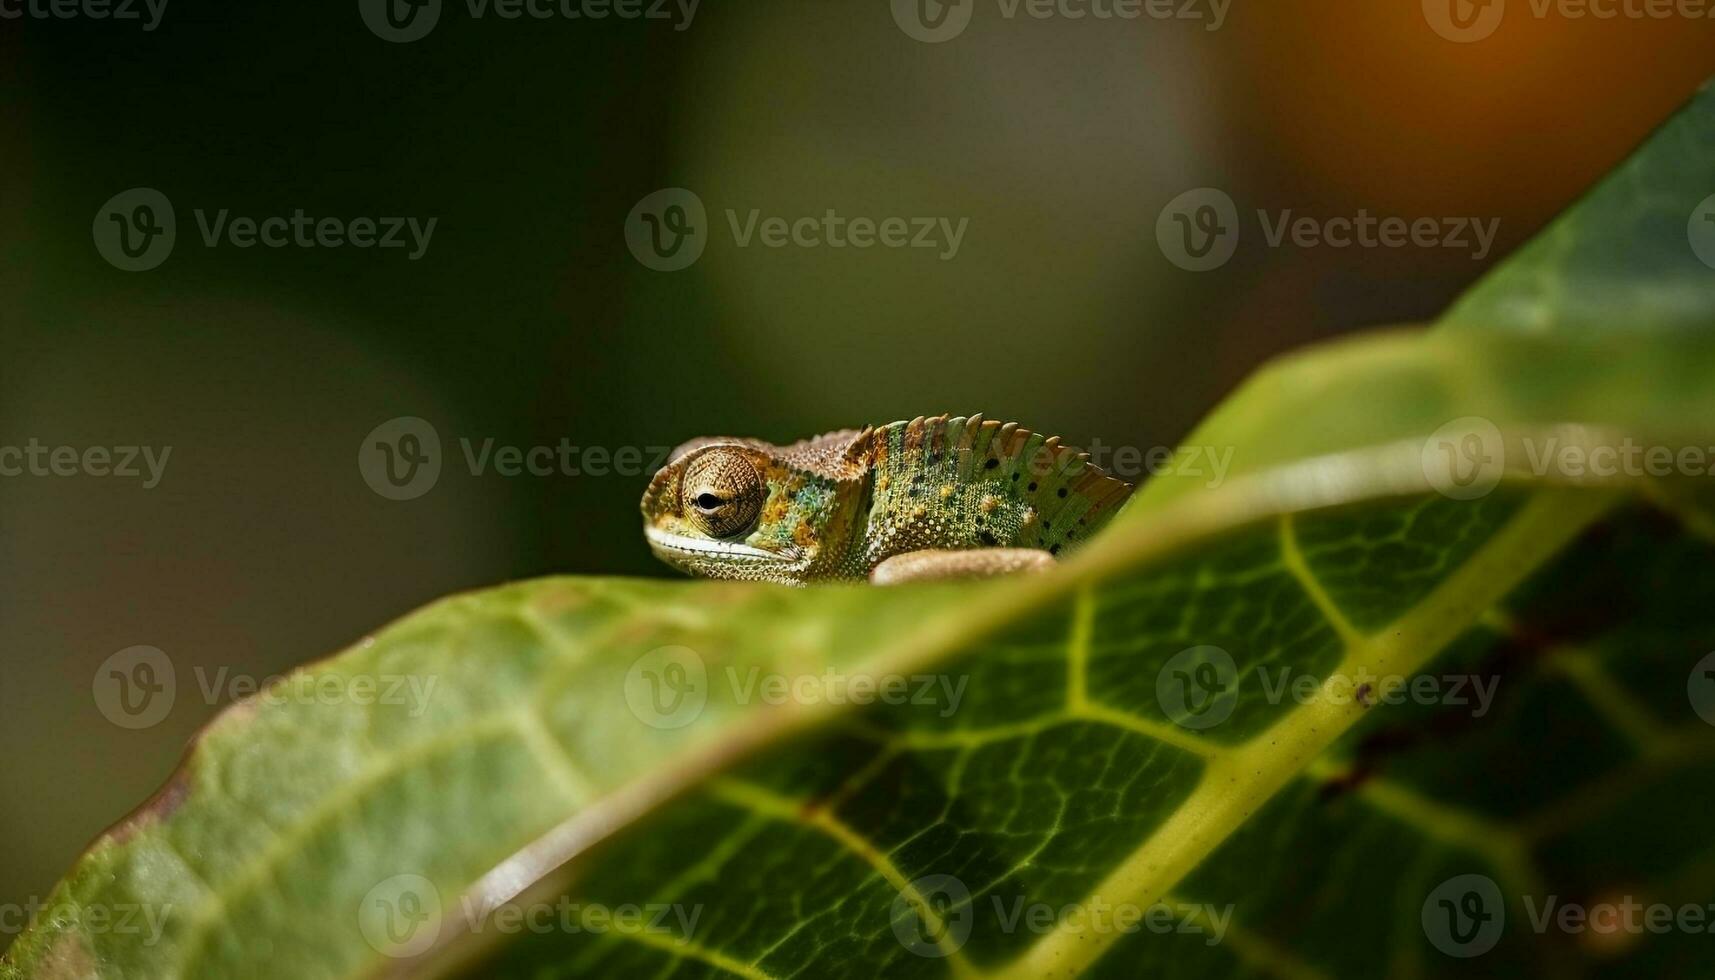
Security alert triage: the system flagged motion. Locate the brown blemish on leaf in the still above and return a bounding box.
[1315,762,1377,800]
[33,932,97,980]
[1320,520,1643,805]
[529,587,596,619]
[101,764,194,847]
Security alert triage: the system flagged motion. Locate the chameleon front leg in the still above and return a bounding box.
[869,548,1055,585]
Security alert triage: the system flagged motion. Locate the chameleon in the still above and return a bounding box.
[640,413,1134,585]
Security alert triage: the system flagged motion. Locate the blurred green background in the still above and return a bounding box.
[1,0,1712,946]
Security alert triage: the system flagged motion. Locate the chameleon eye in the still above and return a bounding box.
[681,450,765,538]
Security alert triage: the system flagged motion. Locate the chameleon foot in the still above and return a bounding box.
[869,548,1056,585]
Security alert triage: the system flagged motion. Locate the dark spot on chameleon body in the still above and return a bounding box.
[979,530,998,546]
[1028,482,1037,492]
[1057,487,1068,498]
[985,458,999,470]
[1049,544,1061,555]
[1010,472,1020,481]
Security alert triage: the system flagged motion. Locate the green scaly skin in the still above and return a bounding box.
[640,413,1134,585]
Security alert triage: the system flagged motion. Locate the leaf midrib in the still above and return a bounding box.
[995,488,1619,978]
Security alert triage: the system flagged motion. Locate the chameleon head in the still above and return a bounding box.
[640,442,853,584]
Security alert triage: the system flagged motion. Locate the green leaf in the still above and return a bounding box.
[9,85,1715,980]
[1440,80,1715,337]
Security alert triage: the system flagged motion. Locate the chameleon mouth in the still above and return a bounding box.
[644,526,802,566]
